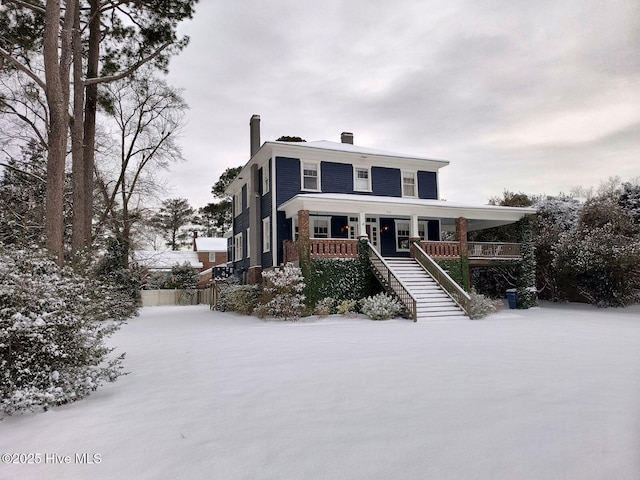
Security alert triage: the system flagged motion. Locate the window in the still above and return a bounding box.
[395,221,410,251]
[234,190,243,216]
[234,233,243,261]
[262,165,270,194]
[354,167,371,191]
[262,216,271,252]
[302,162,320,191]
[246,227,250,259]
[208,252,216,263]
[418,222,427,241]
[312,217,330,238]
[402,171,416,197]
[292,217,299,241]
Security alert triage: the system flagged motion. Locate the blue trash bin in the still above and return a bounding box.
[506,289,517,309]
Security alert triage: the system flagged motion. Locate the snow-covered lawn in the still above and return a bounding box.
[2,303,640,480]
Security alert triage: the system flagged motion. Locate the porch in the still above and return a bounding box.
[277,193,535,266]
[283,238,522,264]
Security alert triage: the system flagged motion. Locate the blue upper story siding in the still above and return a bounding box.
[418,171,438,199]
[275,157,301,206]
[275,156,439,202]
[372,167,402,197]
[321,162,353,193]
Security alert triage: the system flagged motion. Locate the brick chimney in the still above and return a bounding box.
[250,114,261,157]
[341,132,354,144]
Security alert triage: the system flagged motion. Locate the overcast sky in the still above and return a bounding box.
[164,0,640,209]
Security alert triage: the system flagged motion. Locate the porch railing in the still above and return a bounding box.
[411,243,471,316]
[467,242,521,259]
[310,239,359,258]
[368,241,417,321]
[421,241,522,260]
[420,241,461,258]
[283,238,360,263]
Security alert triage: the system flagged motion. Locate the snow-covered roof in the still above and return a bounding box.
[272,140,448,164]
[131,251,203,270]
[278,193,537,232]
[194,237,227,252]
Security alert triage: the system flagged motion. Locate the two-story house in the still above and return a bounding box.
[227,114,535,288]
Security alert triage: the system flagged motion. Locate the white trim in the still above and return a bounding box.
[277,193,536,232]
[208,252,216,263]
[262,216,271,253]
[353,166,372,192]
[246,227,250,259]
[301,160,321,192]
[271,156,277,266]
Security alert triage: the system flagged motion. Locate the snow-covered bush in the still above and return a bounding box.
[469,292,502,319]
[164,263,198,290]
[360,293,402,320]
[217,284,258,315]
[94,238,141,305]
[260,264,306,321]
[0,246,133,416]
[314,297,335,317]
[336,299,358,317]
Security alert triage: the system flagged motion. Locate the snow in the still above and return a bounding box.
[271,139,449,166]
[194,237,227,252]
[2,303,640,479]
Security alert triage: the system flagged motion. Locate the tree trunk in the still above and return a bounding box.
[43,0,76,263]
[71,3,86,253]
[83,0,101,246]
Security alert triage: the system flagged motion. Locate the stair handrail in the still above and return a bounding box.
[411,242,471,316]
[366,240,417,321]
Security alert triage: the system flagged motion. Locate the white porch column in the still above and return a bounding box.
[358,212,367,238]
[410,214,419,239]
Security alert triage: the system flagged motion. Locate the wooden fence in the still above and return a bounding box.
[140,288,214,307]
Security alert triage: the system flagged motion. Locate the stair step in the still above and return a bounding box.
[374,257,469,321]
[417,304,462,311]
[416,300,457,307]
[416,315,468,322]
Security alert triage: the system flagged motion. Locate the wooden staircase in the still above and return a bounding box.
[381,257,468,321]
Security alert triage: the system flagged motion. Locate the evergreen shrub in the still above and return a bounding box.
[469,291,503,319]
[260,264,306,321]
[0,246,133,416]
[217,284,258,315]
[314,297,335,317]
[337,299,358,317]
[360,293,402,320]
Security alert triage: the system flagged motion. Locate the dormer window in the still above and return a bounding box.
[402,171,416,197]
[302,162,320,191]
[354,167,371,192]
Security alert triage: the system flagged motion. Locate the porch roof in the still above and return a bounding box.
[277,193,536,232]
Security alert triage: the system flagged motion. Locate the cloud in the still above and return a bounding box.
[165,0,640,209]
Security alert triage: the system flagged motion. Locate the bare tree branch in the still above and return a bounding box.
[83,42,172,86]
[0,161,46,183]
[0,47,47,90]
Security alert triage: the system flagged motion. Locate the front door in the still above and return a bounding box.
[347,216,379,249]
[366,217,379,250]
